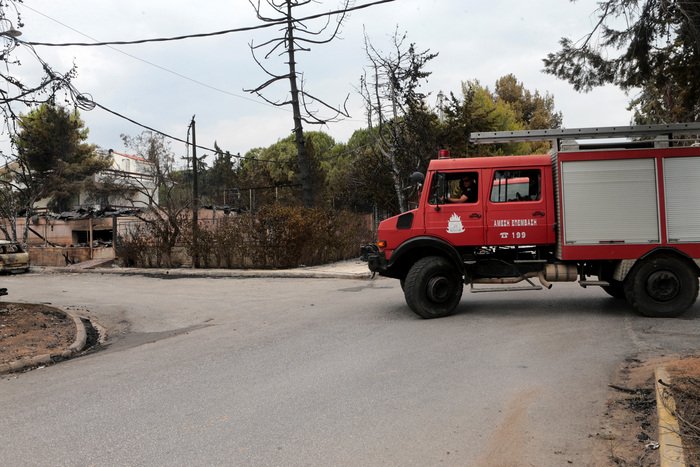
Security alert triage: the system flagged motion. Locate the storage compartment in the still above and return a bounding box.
[560,158,660,244]
[664,156,700,242]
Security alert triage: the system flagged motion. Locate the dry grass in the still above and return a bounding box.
[663,376,700,465]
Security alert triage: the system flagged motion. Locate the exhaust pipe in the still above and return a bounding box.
[471,264,578,290]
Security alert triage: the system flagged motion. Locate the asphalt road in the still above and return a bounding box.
[1,272,700,466]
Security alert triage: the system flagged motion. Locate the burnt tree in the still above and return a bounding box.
[245,0,351,208]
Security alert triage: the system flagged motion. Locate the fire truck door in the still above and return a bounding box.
[424,171,485,246]
[486,168,549,245]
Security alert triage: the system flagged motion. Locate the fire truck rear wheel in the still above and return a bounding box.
[404,256,463,319]
[625,255,699,318]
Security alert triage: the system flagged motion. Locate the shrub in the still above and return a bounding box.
[122,207,372,269]
[116,223,157,267]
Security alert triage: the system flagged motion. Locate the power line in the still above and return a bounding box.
[18,2,293,113]
[19,0,397,47]
[2,40,267,163]
[18,38,371,168]
[17,2,368,124]
[13,2,388,165]
[92,97,377,168]
[88,99,278,164]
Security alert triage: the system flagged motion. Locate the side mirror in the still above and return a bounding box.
[409,171,425,184]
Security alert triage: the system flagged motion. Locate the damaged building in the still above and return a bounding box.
[2,150,158,267]
[20,207,142,266]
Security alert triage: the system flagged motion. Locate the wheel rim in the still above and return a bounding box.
[645,270,680,302]
[427,276,451,303]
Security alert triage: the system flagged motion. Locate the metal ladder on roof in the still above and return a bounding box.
[469,122,700,151]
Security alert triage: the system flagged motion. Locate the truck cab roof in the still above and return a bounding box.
[428,154,552,171]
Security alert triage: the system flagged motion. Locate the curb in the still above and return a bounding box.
[37,264,373,281]
[0,308,88,376]
[655,367,687,467]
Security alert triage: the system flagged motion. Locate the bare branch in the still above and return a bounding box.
[245,74,290,94]
[254,90,292,107]
[247,43,287,80]
[247,0,353,123]
[289,40,311,53]
[294,13,343,44]
[301,89,350,118]
[293,11,332,35]
[251,36,285,51]
[248,0,287,22]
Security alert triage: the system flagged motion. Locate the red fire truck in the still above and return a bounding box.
[362,123,700,319]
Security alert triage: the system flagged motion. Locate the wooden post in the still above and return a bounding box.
[112,215,118,258]
[89,217,93,260]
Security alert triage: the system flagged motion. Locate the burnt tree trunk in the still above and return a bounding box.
[285,0,314,208]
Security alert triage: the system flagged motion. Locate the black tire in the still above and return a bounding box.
[602,280,626,299]
[404,256,463,319]
[624,255,699,318]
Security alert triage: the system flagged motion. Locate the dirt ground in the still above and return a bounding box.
[0,302,76,365]
[590,355,700,466]
[592,357,665,466]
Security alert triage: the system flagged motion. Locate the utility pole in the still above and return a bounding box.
[190,116,200,268]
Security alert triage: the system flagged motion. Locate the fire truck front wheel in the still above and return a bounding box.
[625,255,699,318]
[404,256,463,319]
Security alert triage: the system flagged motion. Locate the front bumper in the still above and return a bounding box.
[0,263,29,273]
[360,244,388,274]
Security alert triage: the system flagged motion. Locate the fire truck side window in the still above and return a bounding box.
[446,172,478,203]
[429,172,479,204]
[490,169,541,203]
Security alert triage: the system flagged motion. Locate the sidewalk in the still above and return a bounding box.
[36,258,373,280]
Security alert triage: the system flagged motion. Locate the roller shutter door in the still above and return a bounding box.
[664,157,700,242]
[561,158,659,244]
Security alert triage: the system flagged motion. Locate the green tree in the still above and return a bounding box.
[332,127,398,212]
[236,131,334,210]
[14,104,110,212]
[237,146,274,209]
[495,74,562,130]
[200,142,239,206]
[543,0,700,123]
[440,78,561,156]
[0,2,88,242]
[441,81,525,156]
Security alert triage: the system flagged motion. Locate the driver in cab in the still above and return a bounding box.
[446,175,477,203]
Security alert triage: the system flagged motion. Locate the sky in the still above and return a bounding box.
[2,0,634,165]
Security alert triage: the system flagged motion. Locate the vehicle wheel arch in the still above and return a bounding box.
[388,236,465,281]
[637,248,700,275]
[615,247,700,282]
